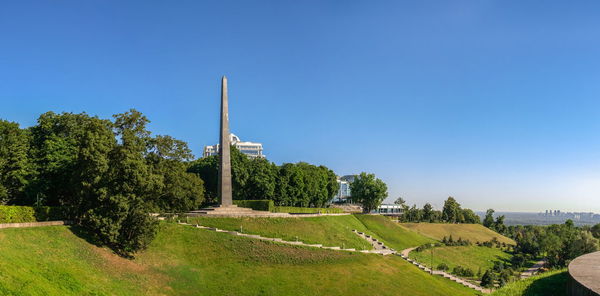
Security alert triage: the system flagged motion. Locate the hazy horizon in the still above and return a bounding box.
[2,1,599,212]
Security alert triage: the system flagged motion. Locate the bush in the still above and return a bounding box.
[437,263,449,271]
[233,200,274,211]
[0,206,64,223]
[33,206,65,221]
[272,206,344,214]
[453,265,475,277]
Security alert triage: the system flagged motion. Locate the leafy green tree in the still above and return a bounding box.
[275,163,306,206]
[591,224,600,239]
[570,231,600,259]
[462,208,481,224]
[442,197,461,223]
[480,269,496,288]
[494,215,507,234]
[188,155,218,204]
[350,172,388,213]
[28,112,91,206]
[146,135,204,212]
[0,120,32,204]
[244,157,277,200]
[483,209,495,229]
[394,197,405,205]
[422,203,434,222]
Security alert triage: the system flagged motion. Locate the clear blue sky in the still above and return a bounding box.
[1,1,599,212]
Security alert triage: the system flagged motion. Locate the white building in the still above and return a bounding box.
[203,133,264,159]
[332,175,355,203]
[373,204,403,215]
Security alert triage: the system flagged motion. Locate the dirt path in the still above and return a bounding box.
[520,259,546,278]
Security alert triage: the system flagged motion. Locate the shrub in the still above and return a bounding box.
[437,263,449,271]
[0,206,64,223]
[453,265,475,277]
[233,200,274,211]
[272,206,344,214]
[33,206,65,221]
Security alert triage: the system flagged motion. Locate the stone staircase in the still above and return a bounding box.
[398,247,490,294]
[352,229,490,294]
[352,230,396,255]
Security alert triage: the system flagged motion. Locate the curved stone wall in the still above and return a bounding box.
[568,251,600,296]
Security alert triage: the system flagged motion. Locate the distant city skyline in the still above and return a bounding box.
[1,1,600,212]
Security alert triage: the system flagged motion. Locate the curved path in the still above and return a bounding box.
[399,246,491,294]
[520,259,546,279]
[184,222,492,293]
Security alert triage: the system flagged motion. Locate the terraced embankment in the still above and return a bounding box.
[0,217,478,296]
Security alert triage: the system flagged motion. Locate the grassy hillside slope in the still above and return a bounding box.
[401,223,515,245]
[189,215,372,250]
[409,245,512,276]
[354,215,436,250]
[0,223,478,296]
[0,226,156,296]
[490,269,567,296]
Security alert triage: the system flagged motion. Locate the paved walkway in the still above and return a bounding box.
[520,259,546,279]
[398,246,491,294]
[352,230,396,255]
[178,222,391,254]
[0,221,71,229]
[182,222,492,293]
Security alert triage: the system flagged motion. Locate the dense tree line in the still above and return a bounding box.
[395,197,480,224]
[0,110,204,256]
[188,149,339,208]
[506,220,599,268]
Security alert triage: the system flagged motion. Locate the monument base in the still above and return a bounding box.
[187,205,291,217]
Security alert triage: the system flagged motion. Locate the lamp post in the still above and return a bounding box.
[430,243,435,274]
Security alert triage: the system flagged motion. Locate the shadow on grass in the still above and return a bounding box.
[522,271,568,296]
[67,225,105,248]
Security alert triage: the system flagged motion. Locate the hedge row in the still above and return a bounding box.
[272,206,344,214]
[0,206,64,223]
[233,200,274,212]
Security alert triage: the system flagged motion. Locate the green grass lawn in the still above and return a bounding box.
[0,223,478,296]
[401,223,515,245]
[353,214,436,250]
[409,245,513,277]
[188,215,373,250]
[490,269,568,296]
[0,226,156,296]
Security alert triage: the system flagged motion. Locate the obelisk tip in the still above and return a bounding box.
[222,75,227,81]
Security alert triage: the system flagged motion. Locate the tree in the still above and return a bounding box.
[570,231,600,259]
[494,215,507,234]
[394,197,406,205]
[244,157,277,201]
[591,224,600,239]
[480,269,496,288]
[483,209,495,229]
[350,172,388,213]
[462,208,481,224]
[0,120,32,204]
[146,135,204,212]
[442,197,461,223]
[422,203,434,222]
[188,155,219,205]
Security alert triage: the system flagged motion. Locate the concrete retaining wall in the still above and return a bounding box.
[0,221,72,229]
[568,251,600,296]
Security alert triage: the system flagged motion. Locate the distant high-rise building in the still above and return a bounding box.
[203,133,264,159]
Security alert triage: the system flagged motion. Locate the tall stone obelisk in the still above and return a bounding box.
[218,76,233,206]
